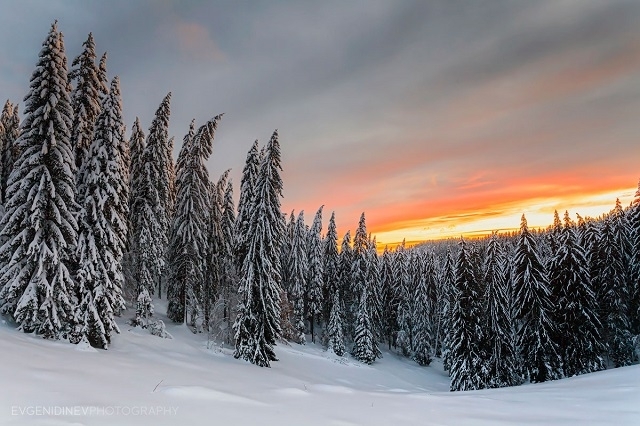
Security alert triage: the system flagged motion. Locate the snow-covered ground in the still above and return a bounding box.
[1,305,639,426]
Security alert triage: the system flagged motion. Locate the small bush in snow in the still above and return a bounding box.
[149,320,173,339]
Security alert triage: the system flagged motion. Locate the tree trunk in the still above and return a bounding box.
[310,313,315,343]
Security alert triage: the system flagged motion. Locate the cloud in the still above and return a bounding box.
[171,20,225,62]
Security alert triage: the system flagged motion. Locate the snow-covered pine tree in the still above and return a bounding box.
[289,211,308,344]
[423,250,439,355]
[135,287,153,328]
[118,127,130,189]
[513,214,562,383]
[199,169,229,332]
[0,101,20,205]
[166,117,221,327]
[583,217,603,306]
[108,78,129,245]
[233,130,284,367]
[69,32,102,175]
[128,118,145,191]
[234,140,260,273]
[350,213,369,341]
[0,23,78,339]
[219,179,236,342]
[351,213,369,296]
[281,210,295,294]
[327,287,346,356]
[322,211,339,329]
[546,210,564,348]
[339,231,354,341]
[441,247,456,371]
[165,119,196,323]
[598,203,635,367]
[501,237,519,374]
[367,235,383,342]
[352,287,381,364]
[380,246,398,350]
[123,117,145,300]
[449,238,485,391]
[97,52,109,98]
[628,181,640,335]
[166,135,176,220]
[483,232,520,388]
[396,244,413,357]
[412,252,433,366]
[141,92,172,298]
[552,211,605,377]
[129,94,171,325]
[306,205,324,343]
[74,76,128,348]
[549,210,563,261]
[203,179,222,330]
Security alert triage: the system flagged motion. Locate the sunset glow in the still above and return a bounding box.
[373,187,637,247]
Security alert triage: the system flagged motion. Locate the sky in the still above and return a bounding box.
[1,0,640,247]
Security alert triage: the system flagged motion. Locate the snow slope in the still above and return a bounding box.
[1,308,639,426]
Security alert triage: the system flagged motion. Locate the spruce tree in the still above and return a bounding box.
[350,212,369,341]
[628,181,640,335]
[396,244,413,357]
[74,77,128,348]
[166,117,221,326]
[513,215,562,383]
[166,135,176,220]
[69,32,102,174]
[289,211,308,344]
[368,236,383,342]
[546,210,565,348]
[234,140,260,272]
[0,23,78,339]
[380,246,398,350]
[441,246,456,371]
[144,92,172,297]
[0,101,20,204]
[327,288,346,356]
[599,206,635,367]
[128,118,145,190]
[233,131,283,367]
[322,211,340,329]
[552,211,605,376]
[423,251,439,355]
[339,231,354,340]
[449,238,485,391]
[281,210,295,294]
[219,179,236,342]
[352,287,381,364]
[483,232,520,388]
[203,177,222,330]
[97,52,109,99]
[412,259,433,366]
[130,94,171,324]
[351,213,369,296]
[124,117,145,299]
[306,205,324,343]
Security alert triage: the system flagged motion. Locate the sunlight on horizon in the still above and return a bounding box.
[373,187,637,248]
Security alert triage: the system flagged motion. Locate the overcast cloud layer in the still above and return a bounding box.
[1,1,640,243]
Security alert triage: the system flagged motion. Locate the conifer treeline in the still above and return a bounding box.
[0,24,638,391]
